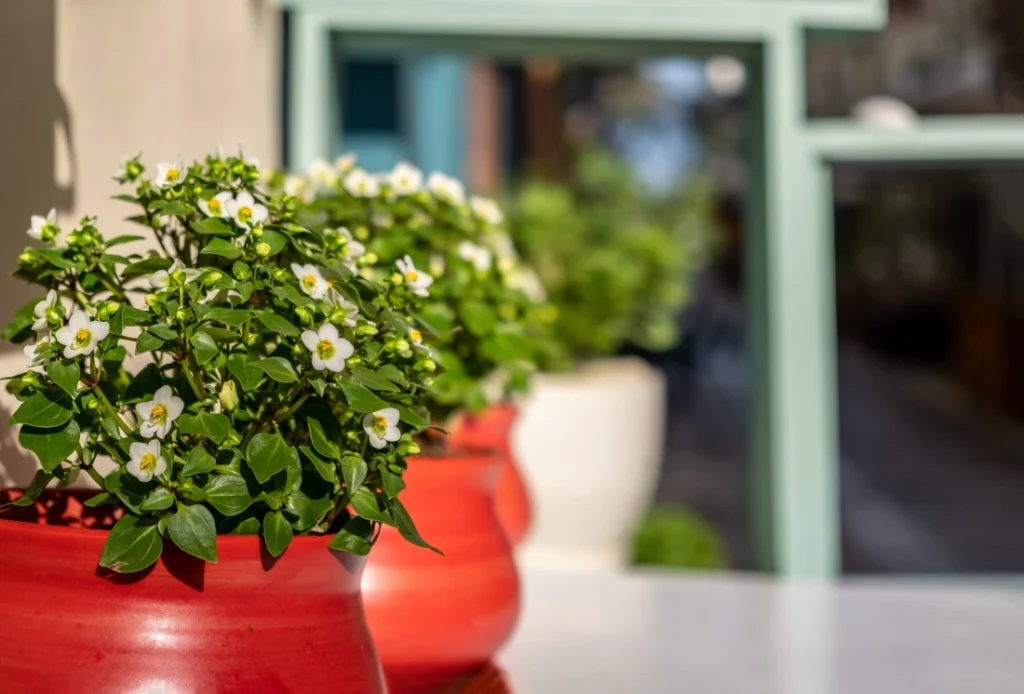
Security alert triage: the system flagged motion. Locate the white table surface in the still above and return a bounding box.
[499,567,1024,694]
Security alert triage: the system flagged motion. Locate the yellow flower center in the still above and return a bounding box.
[207,199,222,214]
[409,329,422,343]
[318,339,335,360]
[302,274,318,291]
[237,206,253,223]
[166,168,180,183]
[74,328,91,347]
[139,453,157,473]
[150,404,166,424]
[372,415,388,434]
[405,271,419,282]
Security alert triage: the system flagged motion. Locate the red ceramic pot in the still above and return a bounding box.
[0,490,385,694]
[362,451,520,693]
[451,404,532,546]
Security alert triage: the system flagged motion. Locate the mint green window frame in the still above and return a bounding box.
[279,0,1024,578]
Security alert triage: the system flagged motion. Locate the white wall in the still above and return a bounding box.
[0,0,280,485]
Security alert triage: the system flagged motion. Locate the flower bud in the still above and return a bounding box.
[362,252,378,266]
[203,270,224,286]
[390,272,403,286]
[355,324,378,337]
[45,307,63,324]
[254,242,271,258]
[219,380,239,412]
[18,249,38,267]
[272,268,289,283]
[423,359,436,372]
[224,429,243,448]
[232,261,251,281]
[406,441,421,456]
[144,293,161,309]
[354,226,370,241]
[295,306,313,324]
[346,355,362,367]
[41,225,60,244]
[174,309,188,324]
[124,160,143,181]
[251,227,264,239]
[96,302,120,321]
[22,372,40,388]
[395,339,410,353]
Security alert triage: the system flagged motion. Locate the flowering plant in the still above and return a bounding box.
[278,157,556,423]
[504,148,713,367]
[2,151,437,573]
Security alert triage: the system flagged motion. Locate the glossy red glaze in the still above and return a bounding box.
[0,490,384,694]
[451,404,532,546]
[362,451,520,694]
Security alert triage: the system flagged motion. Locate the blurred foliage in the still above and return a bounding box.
[504,148,715,369]
[632,505,729,570]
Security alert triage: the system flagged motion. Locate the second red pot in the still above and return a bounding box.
[361,450,520,693]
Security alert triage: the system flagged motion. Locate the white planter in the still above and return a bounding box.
[513,356,667,570]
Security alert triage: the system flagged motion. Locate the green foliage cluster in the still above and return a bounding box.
[3,151,439,572]
[504,148,714,369]
[278,158,557,422]
[632,505,729,570]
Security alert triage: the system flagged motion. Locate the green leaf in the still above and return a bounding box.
[0,469,53,510]
[148,323,178,340]
[204,474,255,516]
[375,364,406,384]
[340,381,389,413]
[36,248,77,270]
[460,300,497,337]
[391,498,442,554]
[140,487,174,511]
[135,329,166,355]
[182,447,217,476]
[104,234,146,247]
[122,257,172,281]
[177,412,231,444]
[307,417,339,459]
[253,311,300,337]
[284,490,333,532]
[350,365,400,393]
[192,217,233,236]
[396,404,431,429]
[150,199,192,216]
[45,360,80,397]
[327,517,374,555]
[197,326,239,342]
[200,238,241,260]
[167,504,218,563]
[481,331,531,363]
[98,514,163,573]
[341,454,368,493]
[188,331,218,365]
[258,357,297,383]
[245,433,299,485]
[299,445,337,483]
[11,391,73,428]
[273,284,313,307]
[206,307,250,327]
[227,355,262,390]
[19,419,80,473]
[83,492,114,508]
[350,488,391,524]
[263,510,294,557]
[308,374,327,396]
[259,229,289,255]
[229,517,262,535]
[379,469,406,499]
[120,305,152,327]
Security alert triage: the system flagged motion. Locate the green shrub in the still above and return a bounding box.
[632,505,729,570]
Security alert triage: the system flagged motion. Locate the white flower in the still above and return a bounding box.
[150,260,200,289]
[335,154,357,173]
[396,255,433,297]
[329,293,359,327]
[388,162,423,195]
[198,191,233,218]
[154,158,186,189]
[408,326,428,351]
[487,232,519,268]
[344,168,380,198]
[458,241,492,272]
[308,159,337,189]
[27,208,57,240]
[427,172,465,205]
[338,227,366,264]
[135,385,185,439]
[224,192,268,230]
[363,408,401,449]
[284,174,311,202]
[55,310,109,358]
[115,151,141,179]
[32,289,59,330]
[126,440,167,483]
[429,254,446,277]
[301,323,354,372]
[23,340,48,372]
[291,263,330,299]
[506,267,548,303]
[470,195,504,225]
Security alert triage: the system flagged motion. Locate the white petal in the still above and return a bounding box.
[335,338,354,359]
[68,310,89,330]
[129,442,149,460]
[146,439,162,457]
[368,434,387,450]
[301,330,319,351]
[153,456,168,477]
[384,425,401,442]
[318,323,340,342]
[166,396,184,420]
[310,355,326,371]
[251,204,268,224]
[153,385,172,403]
[380,407,400,426]
[135,401,155,420]
[90,321,109,342]
[235,191,255,207]
[139,421,158,438]
[54,326,75,346]
[323,354,347,372]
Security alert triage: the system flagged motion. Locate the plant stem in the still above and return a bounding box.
[93,386,133,436]
[182,352,207,400]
